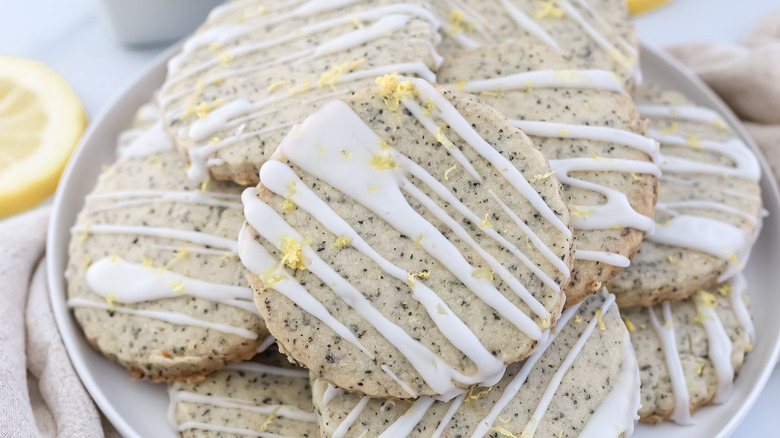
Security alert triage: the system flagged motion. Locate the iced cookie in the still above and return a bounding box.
[66,104,268,382]
[159,0,442,184]
[620,274,754,424]
[168,345,317,437]
[439,43,659,306]
[312,289,639,438]
[610,85,763,307]
[430,0,640,89]
[239,77,575,399]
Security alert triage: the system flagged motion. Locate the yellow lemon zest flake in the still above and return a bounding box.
[146,155,164,170]
[528,170,555,184]
[83,255,92,269]
[465,386,492,403]
[259,266,287,291]
[687,135,703,149]
[622,316,636,332]
[79,223,91,243]
[142,256,153,268]
[606,48,635,66]
[456,80,466,90]
[334,236,353,248]
[574,315,582,324]
[714,119,729,132]
[282,199,295,213]
[667,255,678,264]
[210,137,221,145]
[170,280,185,293]
[718,282,733,296]
[375,73,418,111]
[219,53,235,66]
[448,10,476,34]
[745,344,753,352]
[341,149,352,160]
[367,185,381,192]
[595,309,605,330]
[472,268,494,281]
[664,318,674,328]
[700,291,717,308]
[491,426,521,438]
[498,416,511,424]
[267,81,285,92]
[260,406,280,431]
[349,17,364,28]
[534,1,565,18]
[407,272,416,288]
[287,74,313,94]
[369,144,398,171]
[660,122,678,135]
[208,43,221,52]
[436,303,447,315]
[541,317,550,328]
[436,127,453,148]
[481,213,494,229]
[631,172,640,181]
[422,98,437,117]
[110,254,119,264]
[318,58,364,90]
[175,247,189,259]
[257,5,268,14]
[480,89,506,98]
[280,235,306,270]
[570,206,593,217]
[195,177,210,193]
[414,235,423,248]
[697,362,705,376]
[444,164,457,180]
[105,294,119,311]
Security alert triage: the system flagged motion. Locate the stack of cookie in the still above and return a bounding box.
[64,0,764,436]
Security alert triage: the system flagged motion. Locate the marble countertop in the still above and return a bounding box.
[2,0,778,436]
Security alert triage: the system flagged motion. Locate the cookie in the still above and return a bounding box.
[610,85,763,307]
[66,105,268,382]
[620,274,754,424]
[159,0,442,184]
[168,345,318,437]
[430,0,640,89]
[239,78,575,399]
[438,43,659,306]
[312,289,639,438]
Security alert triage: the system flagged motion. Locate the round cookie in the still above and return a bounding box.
[610,85,763,307]
[312,289,639,438]
[159,0,443,184]
[66,104,268,382]
[168,345,317,437]
[239,78,575,399]
[429,0,640,90]
[620,274,754,424]
[438,43,659,306]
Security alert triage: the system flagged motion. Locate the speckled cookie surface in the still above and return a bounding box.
[610,85,763,307]
[312,289,639,438]
[159,0,442,184]
[430,0,639,89]
[438,43,658,307]
[620,275,754,424]
[168,346,318,438]
[239,79,575,399]
[66,105,267,382]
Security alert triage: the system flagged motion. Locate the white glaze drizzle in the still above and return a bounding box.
[333,396,371,438]
[579,326,640,438]
[377,397,437,438]
[497,0,561,51]
[85,257,258,315]
[257,335,276,353]
[648,302,693,425]
[574,250,630,268]
[461,69,625,95]
[729,274,755,344]
[694,291,734,404]
[67,298,257,339]
[646,214,746,260]
[637,105,725,125]
[117,121,173,158]
[518,294,617,438]
[430,394,465,438]
[657,201,758,226]
[322,384,345,406]
[170,391,315,422]
[71,224,239,253]
[175,422,299,437]
[86,190,242,212]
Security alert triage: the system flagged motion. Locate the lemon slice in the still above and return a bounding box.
[0,55,87,218]
[626,0,672,14]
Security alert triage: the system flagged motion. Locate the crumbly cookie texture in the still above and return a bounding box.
[66,105,267,383]
[438,43,657,306]
[312,289,639,438]
[159,0,442,184]
[430,0,639,90]
[240,79,574,399]
[169,346,318,438]
[621,275,753,424]
[610,85,762,307]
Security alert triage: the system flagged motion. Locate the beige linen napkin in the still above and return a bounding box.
[0,207,105,438]
[666,10,780,179]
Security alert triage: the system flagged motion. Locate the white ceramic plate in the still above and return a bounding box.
[47,43,780,438]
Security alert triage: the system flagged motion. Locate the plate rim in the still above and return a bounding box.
[46,41,780,438]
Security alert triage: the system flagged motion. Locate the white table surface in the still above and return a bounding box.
[2,0,778,436]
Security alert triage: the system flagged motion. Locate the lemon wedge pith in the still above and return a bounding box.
[0,55,87,218]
